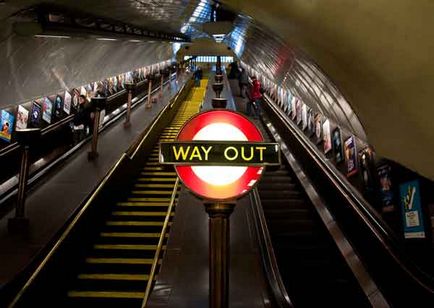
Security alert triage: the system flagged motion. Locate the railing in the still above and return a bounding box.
[262,93,434,302]
[127,77,192,159]
[7,152,129,307]
[249,188,294,308]
[141,178,180,307]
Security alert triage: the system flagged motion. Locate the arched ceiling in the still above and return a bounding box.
[1,0,433,179]
[220,0,434,179]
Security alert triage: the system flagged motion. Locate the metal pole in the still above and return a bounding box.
[15,145,30,218]
[146,78,153,109]
[88,108,101,160]
[160,73,164,98]
[124,83,135,128]
[205,202,235,308]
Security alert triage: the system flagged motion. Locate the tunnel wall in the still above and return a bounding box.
[0,20,173,108]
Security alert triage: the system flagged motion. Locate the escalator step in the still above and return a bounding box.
[86,258,158,265]
[100,232,165,238]
[106,221,166,226]
[116,202,170,207]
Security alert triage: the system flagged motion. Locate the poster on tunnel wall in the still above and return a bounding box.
[344,135,358,177]
[291,97,297,120]
[323,119,332,153]
[302,104,308,130]
[63,91,72,115]
[16,105,29,131]
[377,164,395,213]
[399,180,426,239]
[0,110,14,142]
[30,100,42,127]
[42,97,53,124]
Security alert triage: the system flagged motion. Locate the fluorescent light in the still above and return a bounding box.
[34,34,71,39]
[96,37,118,41]
[129,39,142,43]
[212,34,225,43]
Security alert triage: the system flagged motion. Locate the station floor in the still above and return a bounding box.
[0,74,189,286]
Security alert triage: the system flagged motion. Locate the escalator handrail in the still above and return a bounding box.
[263,94,434,293]
[0,77,156,158]
[250,188,294,308]
[127,76,192,159]
[8,153,129,307]
[141,178,180,308]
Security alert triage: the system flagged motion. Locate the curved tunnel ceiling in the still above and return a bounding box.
[1,0,433,179]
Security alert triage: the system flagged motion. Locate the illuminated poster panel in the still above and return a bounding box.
[16,105,29,131]
[344,135,358,177]
[0,110,14,142]
[322,119,332,153]
[332,127,343,163]
[42,97,53,124]
[399,180,426,239]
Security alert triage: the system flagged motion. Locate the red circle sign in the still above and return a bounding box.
[175,110,264,200]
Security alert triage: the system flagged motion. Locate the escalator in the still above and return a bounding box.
[254,123,371,307]
[3,78,208,307]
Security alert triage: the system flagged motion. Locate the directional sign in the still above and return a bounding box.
[159,110,280,200]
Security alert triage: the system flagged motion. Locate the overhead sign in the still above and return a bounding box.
[159,110,280,200]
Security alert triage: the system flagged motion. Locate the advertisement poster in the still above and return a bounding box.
[322,119,332,153]
[332,127,344,163]
[399,180,426,239]
[72,88,81,111]
[54,94,63,119]
[285,92,293,115]
[344,135,358,177]
[302,104,308,130]
[0,110,14,142]
[314,113,322,143]
[291,97,297,120]
[377,164,395,213]
[307,108,314,135]
[64,91,72,114]
[30,101,42,127]
[359,147,376,197]
[42,97,53,124]
[296,100,302,125]
[16,105,29,131]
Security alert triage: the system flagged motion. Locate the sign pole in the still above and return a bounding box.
[205,202,235,308]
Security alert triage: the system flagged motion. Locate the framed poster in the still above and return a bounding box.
[71,88,81,111]
[63,91,72,115]
[332,127,344,163]
[344,135,358,177]
[0,110,14,142]
[302,104,308,130]
[359,147,376,193]
[285,92,292,115]
[291,97,297,120]
[307,108,314,136]
[314,113,322,143]
[322,119,332,153]
[54,93,63,119]
[42,97,53,124]
[30,100,42,127]
[296,100,302,125]
[399,180,426,239]
[16,105,29,131]
[377,164,395,213]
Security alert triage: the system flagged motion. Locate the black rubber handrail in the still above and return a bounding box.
[250,188,294,308]
[126,76,192,159]
[262,93,434,294]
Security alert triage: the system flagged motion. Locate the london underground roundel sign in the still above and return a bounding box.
[159,110,280,201]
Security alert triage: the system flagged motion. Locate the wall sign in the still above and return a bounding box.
[160,110,280,200]
[344,135,358,177]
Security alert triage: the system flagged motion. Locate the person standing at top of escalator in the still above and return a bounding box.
[194,66,203,87]
[247,76,263,119]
